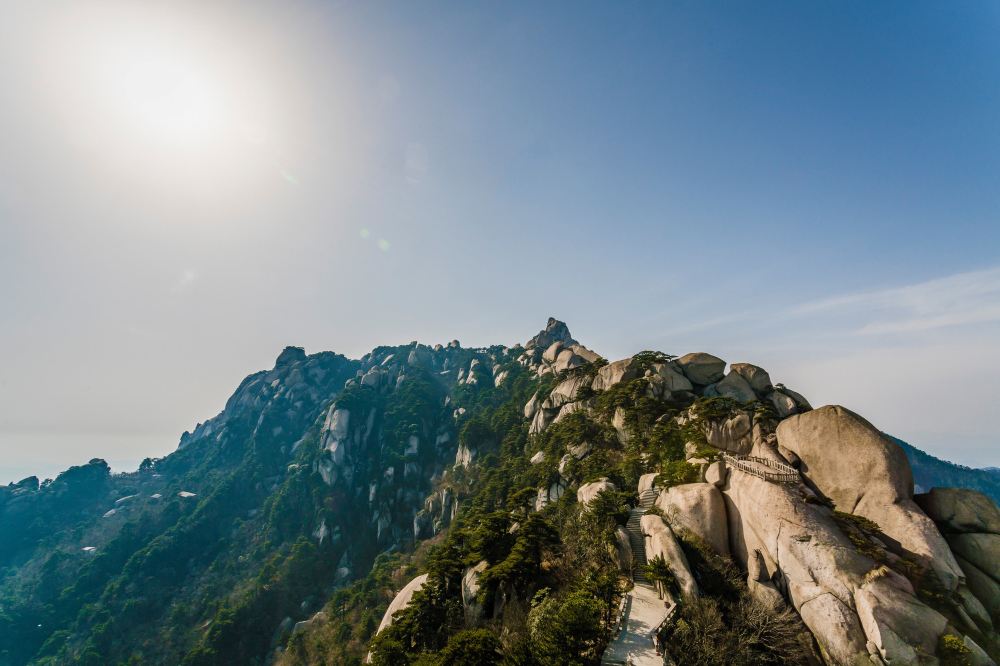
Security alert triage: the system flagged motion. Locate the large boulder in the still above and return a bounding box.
[768,390,799,418]
[613,526,633,573]
[321,407,352,464]
[552,400,590,425]
[854,575,949,665]
[650,362,693,394]
[570,344,602,363]
[637,472,658,494]
[640,514,698,599]
[542,341,563,363]
[577,479,617,508]
[722,463,952,666]
[553,348,587,373]
[543,375,592,410]
[676,352,726,385]
[915,488,1000,535]
[375,574,429,635]
[948,533,1000,583]
[916,487,1000,630]
[524,392,541,419]
[656,483,729,556]
[729,363,773,395]
[462,561,488,623]
[529,408,554,436]
[591,357,640,392]
[958,556,1000,626]
[776,405,964,592]
[715,372,756,403]
[702,411,753,454]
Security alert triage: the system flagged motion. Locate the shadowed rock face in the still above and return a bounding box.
[675,352,726,385]
[721,464,958,666]
[641,514,698,599]
[776,405,964,592]
[375,574,429,635]
[918,487,1000,632]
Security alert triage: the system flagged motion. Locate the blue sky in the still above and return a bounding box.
[1,1,998,483]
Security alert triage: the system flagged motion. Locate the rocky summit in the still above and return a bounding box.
[1,319,998,666]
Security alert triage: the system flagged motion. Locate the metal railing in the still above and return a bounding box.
[722,453,799,484]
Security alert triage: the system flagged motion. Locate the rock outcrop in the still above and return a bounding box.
[656,482,729,556]
[640,514,698,599]
[917,487,1000,631]
[375,573,429,635]
[577,479,617,508]
[777,406,964,592]
[675,352,726,385]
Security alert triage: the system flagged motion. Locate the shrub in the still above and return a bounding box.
[527,588,604,666]
[938,634,972,666]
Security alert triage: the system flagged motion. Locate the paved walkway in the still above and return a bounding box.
[601,489,673,666]
[601,583,673,666]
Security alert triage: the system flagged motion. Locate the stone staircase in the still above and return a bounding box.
[627,489,659,583]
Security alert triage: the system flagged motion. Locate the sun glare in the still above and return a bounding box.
[39,3,285,184]
[108,54,227,143]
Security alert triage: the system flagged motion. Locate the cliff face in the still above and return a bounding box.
[1,320,997,666]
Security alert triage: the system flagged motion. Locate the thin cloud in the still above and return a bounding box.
[171,268,198,292]
[791,266,1000,335]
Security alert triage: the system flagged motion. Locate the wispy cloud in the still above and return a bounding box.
[171,268,198,292]
[791,266,1000,335]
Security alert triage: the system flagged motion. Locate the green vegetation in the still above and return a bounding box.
[4,339,992,666]
[938,634,973,666]
[662,535,817,665]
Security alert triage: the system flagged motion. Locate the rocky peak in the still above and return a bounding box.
[525,317,576,350]
[275,346,307,367]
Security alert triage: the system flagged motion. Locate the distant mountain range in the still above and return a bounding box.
[890,435,1000,503]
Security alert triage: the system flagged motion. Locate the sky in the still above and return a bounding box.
[1,1,998,484]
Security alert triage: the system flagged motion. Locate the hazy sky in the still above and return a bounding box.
[2,1,999,483]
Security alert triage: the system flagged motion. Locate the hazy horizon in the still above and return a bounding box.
[3,1,999,483]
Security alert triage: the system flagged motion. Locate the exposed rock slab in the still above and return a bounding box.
[656,482,729,556]
[640,513,698,598]
[776,405,964,592]
[578,478,617,508]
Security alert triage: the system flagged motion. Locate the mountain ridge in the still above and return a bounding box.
[1,319,997,666]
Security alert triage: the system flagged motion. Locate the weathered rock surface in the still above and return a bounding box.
[776,405,964,592]
[747,549,785,608]
[769,390,799,417]
[526,317,576,351]
[640,514,698,598]
[614,526,633,573]
[917,487,1000,632]
[716,371,757,403]
[722,463,952,666]
[949,533,1000,583]
[656,483,729,556]
[577,478,617,508]
[705,461,727,487]
[543,375,592,410]
[729,363,773,395]
[638,472,658,494]
[915,487,1000,535]
[702,411,753,454]
[676,352,726,385]
[375,574,429,635]
[462,561,488,622]
[591,357,640,392]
